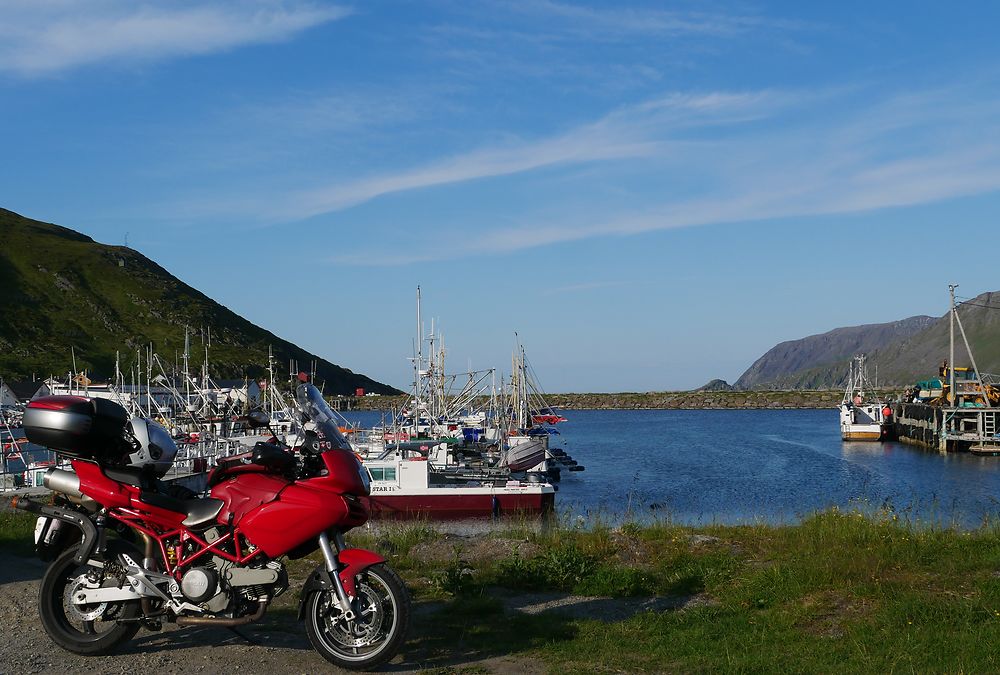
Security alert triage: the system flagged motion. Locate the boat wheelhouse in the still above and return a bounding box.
[840,355,890,441]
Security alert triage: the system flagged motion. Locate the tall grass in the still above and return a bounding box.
[379,507,1000,671]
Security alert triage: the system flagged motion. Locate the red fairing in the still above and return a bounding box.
[238,484,349,558]
[338,548,386,597]
[72,460,133,509]
[211,473,289,526]
[320,449,369,495]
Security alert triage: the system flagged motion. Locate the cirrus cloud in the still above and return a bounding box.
[0,1,350,76]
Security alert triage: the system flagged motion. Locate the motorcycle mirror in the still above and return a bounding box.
[246,410,270,429]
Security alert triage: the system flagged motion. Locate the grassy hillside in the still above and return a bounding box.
[735,316,936,389]
[866,292,1000,384]
[735,294,1000,389]
[0,208,399,394]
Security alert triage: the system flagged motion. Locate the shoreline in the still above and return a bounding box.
[345,389,882,411]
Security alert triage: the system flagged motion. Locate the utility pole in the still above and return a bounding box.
[949,284,957,409]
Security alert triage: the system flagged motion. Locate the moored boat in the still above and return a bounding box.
[840,355,891,441]
[363,451,555,519]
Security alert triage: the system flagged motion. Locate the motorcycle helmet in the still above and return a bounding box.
[126,417,178,477]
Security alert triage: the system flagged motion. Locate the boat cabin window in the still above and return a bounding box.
[369,466,397,482]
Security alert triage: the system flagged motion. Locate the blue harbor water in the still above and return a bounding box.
[9,408,1000,528]
[346,408,1000,528]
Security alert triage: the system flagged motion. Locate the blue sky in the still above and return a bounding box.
[3,1,1000,392]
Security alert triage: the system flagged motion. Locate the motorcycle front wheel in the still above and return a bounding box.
[305,563,410,671]
[38,543,142,655]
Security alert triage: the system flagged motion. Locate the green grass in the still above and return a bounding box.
[368,510,1000,672]
[9,504,1000,670]
[0,509,39,557]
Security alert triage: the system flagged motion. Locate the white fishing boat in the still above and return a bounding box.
[364,449,554,518]
[840,355,891,441]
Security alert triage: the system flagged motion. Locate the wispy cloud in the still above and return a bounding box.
[433,1,809,46]
[498,0,810,40]
[284,90,793,217]
[317,79,1000,266]
[0,1,349,76]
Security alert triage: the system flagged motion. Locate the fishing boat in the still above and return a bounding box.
[363,449,555,518]
[840,355,891,441]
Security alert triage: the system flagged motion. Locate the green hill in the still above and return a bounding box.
[734,316,935,389]
[855,291,1000,385]
[0,208,400,395]
[734,293,1000,389]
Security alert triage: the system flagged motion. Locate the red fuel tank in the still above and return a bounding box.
[211,473,289,526]
[237,483,349,558]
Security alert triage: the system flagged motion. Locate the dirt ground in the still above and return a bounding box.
[0,535,688,674]
[0,551,546,675]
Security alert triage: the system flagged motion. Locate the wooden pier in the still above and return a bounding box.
[893,402,1000,455]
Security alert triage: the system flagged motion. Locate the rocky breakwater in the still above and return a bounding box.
[542,390,845,410]
[349,390,852,411]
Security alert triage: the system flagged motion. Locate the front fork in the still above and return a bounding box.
[318,531,356,621]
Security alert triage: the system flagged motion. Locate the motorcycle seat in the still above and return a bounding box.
[105,466,157,490]
[139,491,225,528]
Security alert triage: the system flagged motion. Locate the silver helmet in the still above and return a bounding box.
[126,418,178,477]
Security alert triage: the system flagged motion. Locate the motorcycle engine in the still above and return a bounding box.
[180,567,218,604]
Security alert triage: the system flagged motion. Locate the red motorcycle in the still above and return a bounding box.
[13,383,409,671]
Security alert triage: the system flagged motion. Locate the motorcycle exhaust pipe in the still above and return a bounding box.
[42,468,96,509]
[43,468,82,498]
[175,598,269,627]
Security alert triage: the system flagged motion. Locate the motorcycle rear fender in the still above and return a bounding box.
[296,548,386,620]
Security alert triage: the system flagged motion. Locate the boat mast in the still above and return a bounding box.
[415,286,422,410]
[183,327,191,415]
[267,345,275,417]
[147,343,154,418]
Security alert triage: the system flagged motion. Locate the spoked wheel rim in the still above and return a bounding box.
[311,570,399,662]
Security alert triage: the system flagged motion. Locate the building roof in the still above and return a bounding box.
[6,380,46,402]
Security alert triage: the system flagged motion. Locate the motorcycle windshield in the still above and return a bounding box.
[294,384,352,450]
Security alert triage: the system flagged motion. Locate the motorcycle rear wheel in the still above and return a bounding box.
[305,563,410,671]
[39,542,142,655]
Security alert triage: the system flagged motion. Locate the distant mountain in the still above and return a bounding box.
[0,208,400,395]
[696,378,736,392]
[855,291,1000,385]
[735,315,936,389]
